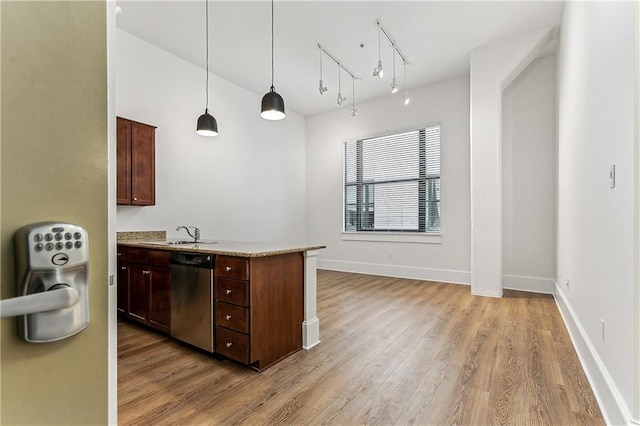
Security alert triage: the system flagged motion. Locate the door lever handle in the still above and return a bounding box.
[0,287,80,318]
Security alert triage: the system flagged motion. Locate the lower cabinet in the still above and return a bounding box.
[214,253,304,371]
[117,245,305,371]
[117,245,171,333]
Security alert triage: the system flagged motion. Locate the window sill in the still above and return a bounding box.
[341,232,442,244]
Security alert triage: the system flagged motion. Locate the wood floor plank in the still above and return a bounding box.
[118,270,604,425]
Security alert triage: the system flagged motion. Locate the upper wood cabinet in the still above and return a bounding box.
[117,117,156,206]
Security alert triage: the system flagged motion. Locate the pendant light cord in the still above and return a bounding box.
[205,0,209,110]
[270,0,275,89]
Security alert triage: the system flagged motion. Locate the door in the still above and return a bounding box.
[0,2,110,424]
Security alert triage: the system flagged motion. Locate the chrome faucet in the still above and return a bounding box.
[176,225,200,243]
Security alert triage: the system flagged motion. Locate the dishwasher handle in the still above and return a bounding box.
[170,252,214,269]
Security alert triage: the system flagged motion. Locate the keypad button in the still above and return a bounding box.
[55,233,63,241]
[55,242,64,250]
[64,233,72,240]
[74,241,82,249]
[73,232,82,240]
[34,243,43,252]
[45,243,54,251]
[34,234,43,242]
[44,233,53,241]
[65,242,73,250]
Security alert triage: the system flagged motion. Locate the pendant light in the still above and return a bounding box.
[261,0,285,120]
[196,0,218,136]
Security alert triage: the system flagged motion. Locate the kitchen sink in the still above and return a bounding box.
[145,240,218,246]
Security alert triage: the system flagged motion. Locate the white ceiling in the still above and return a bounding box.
[115,0,564,117]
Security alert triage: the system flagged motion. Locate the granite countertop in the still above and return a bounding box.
[117,231,325,258]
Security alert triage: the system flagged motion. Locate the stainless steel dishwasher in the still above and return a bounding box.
[170,251,214,352]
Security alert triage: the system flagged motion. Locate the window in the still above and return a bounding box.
[344,125,440,233]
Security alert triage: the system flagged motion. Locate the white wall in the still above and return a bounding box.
[556,2,637,424]
[116,29,307,243]
[306,77,472,283]
[502,54,557,293]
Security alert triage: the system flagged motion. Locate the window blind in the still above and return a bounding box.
[344,125,440,233]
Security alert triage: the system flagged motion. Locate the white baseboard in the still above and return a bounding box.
[502,274,555,294]
[554,284,633,425]
[318,259,471,285]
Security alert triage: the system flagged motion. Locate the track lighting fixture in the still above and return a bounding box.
[316,44,358,113]
[374,20,411,106]
[337,64,347,107]
[318,45,328,95]
[261,0,285,120]
[402,60,410,106]
[390,46,398,94]
[196,0,218,137]
[372,22,384,78]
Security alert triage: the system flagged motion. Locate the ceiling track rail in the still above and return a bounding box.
[317,44,359,80]
[376,19,410,65]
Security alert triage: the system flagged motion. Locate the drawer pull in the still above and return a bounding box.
[143,270,150,275]
[226,342,233,348]
[225,315,232,320]
[225,289,232,295]
[121,266,126,270]
[225,266,232,272]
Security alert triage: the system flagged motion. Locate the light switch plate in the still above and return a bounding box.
[609,164,616,189]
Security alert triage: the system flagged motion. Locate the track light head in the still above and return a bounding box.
[337,93,347,107]
[319,79,328,95]
[350,106,358,117]
[391,78,398,94]
[372,60,384,79]
[402,91,410,106]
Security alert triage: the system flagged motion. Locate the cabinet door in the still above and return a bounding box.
[116,118,132,204]
[128,265,149,324]
[131,122,155,206]
[148,267,171,333]
[117,262,130,315]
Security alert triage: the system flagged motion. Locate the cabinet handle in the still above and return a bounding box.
[143,270,150,275]
[225,315,232,320]
[225,266,232,272]
[133,197,138,201]
[121,266,126,270]
[225,289,231,295]
[226,342,233,348]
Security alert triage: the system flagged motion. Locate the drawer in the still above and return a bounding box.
[215,326,249,364]
[147,249,170,268]
[215,302,249,334]
[215,257,249,280]
[118,245,147,264]
[215,278,249,307]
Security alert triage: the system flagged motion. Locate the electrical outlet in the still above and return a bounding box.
[600,319,605,341]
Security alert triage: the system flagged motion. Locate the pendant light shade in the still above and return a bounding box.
[261,87,285,120]
[197,108,218,136]
[196,0,218,136]
[261,0,285,120]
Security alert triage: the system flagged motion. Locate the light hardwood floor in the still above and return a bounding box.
[118,270,604,425]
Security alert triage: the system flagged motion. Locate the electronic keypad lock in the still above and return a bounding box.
[13,222,89,342]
